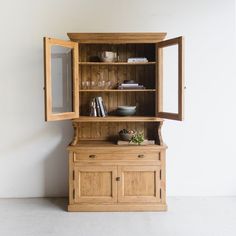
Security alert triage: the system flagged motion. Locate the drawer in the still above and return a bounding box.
[73,152,161,162]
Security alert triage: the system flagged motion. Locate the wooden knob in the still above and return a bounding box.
[89,154,96,158]
[116,177,121,181]
[138,154,144,158]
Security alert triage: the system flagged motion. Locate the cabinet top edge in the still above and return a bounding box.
[67,32,167,43]
[67,144,168,151]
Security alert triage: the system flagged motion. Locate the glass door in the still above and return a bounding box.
[44,37,79,121]
[156,36,184,121]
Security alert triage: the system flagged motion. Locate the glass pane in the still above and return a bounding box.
[162,45,178,113]
[51,45,73,113]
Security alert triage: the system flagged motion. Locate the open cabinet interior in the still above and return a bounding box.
[79,43,156,117]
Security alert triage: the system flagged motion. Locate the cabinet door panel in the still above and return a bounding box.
[118,166,161,203]
[74,166,117,203]
[156,36,184,121]
[44,37,79,121]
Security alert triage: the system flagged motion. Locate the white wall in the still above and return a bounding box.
[0,0,235,197]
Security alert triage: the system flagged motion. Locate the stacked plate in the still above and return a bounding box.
[116,106,136,116]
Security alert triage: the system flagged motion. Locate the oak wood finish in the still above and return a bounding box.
[67,33,167,43]
[79,62,156,65]
[156,36,184,121]
[43,33,184,212]
[73,116,164,122]
[79,89,156,92]
[44,37,79,121]
[68,143,167,211]
[118,165,161,203]
[68,204,167,212]
[74,165,117,203]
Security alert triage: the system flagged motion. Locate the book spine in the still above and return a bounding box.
[95,97,101,117]
[101,99,108,116]
[90,98,97,116]
[98,97,106,117]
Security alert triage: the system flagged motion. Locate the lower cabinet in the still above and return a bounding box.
[68,146,167,212]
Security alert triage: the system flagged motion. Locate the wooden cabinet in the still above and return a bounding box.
[43,33,184,211]
[68,144,167,211]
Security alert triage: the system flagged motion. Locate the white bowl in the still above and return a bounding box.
[101,51,117,62]
[117,106,136,110]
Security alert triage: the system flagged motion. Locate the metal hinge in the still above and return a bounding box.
[160,189,162,199]
[72,170,75,181]
[73,189,75,199]
[160,169,162,180]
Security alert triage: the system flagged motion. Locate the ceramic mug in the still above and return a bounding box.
[101,51,117,62]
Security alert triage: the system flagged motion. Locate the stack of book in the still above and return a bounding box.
[127,57,148,63]
[90,97,108,117]
[118,83,145,90]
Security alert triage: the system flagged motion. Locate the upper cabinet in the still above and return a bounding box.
[43,33,184,122]
[44,37,79,121]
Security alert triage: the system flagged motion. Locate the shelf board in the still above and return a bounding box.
[68,140,167,150]
[79,89,156,92]
[73,116,163,122]
[79,62,156,65]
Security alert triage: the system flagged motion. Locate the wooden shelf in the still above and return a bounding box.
[79,62,156,65]
[68,140,167,150]
[79,89,156,92]
[73,116,163,122]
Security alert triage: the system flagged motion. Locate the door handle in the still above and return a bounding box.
[116,177,121,181]
[138,154,144,158]
[89,154,96,158]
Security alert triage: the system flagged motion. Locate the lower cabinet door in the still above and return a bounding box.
[74,166,117,203]
[118,166,161,203]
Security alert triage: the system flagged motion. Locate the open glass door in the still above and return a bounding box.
[44,37,79,121]
[156,36,184,121]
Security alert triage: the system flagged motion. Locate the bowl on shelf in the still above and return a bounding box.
[116,106,136,116]
[118,129,135,141]
[119,133,133,141]
[100,51,117,62]
[123,80,136,84]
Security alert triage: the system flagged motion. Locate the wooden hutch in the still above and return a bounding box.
[43,33,184,211]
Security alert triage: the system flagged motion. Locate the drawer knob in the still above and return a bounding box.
[116,177,121,181]
[138,154,144,158]
[89,154,96,158]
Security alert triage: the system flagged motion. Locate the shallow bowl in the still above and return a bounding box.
[119,133,134,141]
[116,108,136,116]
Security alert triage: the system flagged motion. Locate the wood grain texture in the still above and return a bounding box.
[43,33,185,212]
[73,152,161,162]
[74,165,117,203]
[79,62,156,65]
[68,203,167,212]
[68,140,167,211]
[73,116,163,122]
[44,37,79,121]
[67,33,167,43]
[156,36,184,121]
[118,166,161,203]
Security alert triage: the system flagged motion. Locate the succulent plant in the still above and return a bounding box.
[131,132,144,145]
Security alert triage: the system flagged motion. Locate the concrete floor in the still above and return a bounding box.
[0,197,235,236]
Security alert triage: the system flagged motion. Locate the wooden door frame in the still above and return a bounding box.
[156,36,184,121]
[117,165,161,203]
[44,37,79,121]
